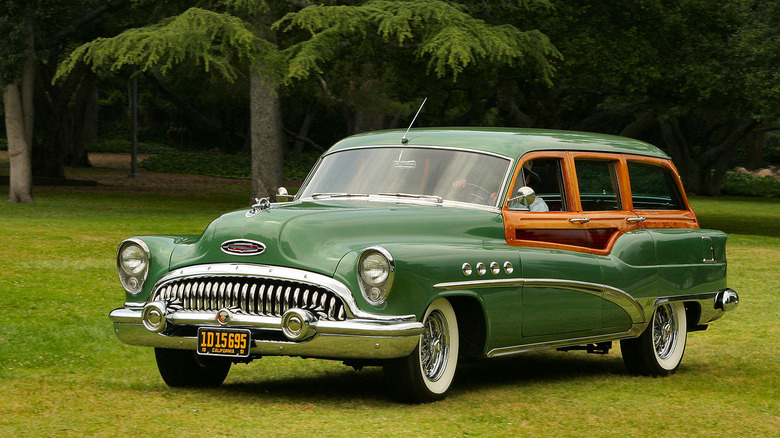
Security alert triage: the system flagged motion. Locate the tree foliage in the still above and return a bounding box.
[0,1,30,87]
[7,0,779,197]
[55,7,267,83]
[275,0,560,83]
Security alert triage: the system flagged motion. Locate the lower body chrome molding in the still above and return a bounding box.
[486,288,739,359]
[109,303,424,360]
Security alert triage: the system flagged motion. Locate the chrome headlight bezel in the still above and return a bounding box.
[357,246,394,306]
[117,239,150,295]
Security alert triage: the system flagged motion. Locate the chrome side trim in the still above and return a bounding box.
[435,277,647,325]
[434,278,526,290]
[487,326,644,358]
[152,263,414,322]
[655,292,718,305]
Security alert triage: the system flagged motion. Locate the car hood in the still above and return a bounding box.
[169,199,505,277]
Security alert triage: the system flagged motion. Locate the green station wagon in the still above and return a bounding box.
[110,128,739,402]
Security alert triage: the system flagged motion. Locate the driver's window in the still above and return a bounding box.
[508,158,566,212]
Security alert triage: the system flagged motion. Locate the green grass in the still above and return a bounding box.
[0,189,778,437]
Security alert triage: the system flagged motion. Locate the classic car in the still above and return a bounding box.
[109,128,739,402]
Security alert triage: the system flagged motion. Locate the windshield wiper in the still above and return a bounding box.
[377,192,443,203]
[311,193,369,199]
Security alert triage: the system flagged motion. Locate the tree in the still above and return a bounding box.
[1,1,35,203]
[274,0,559,133]
[517,0,780,194]
[58,4,291,200]
[2,0,136,202]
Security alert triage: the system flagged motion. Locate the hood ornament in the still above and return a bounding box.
[247,197,271,217]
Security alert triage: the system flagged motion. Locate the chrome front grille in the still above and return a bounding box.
[151,276,348,321]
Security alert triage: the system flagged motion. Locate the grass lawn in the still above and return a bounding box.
[0,178,777,437]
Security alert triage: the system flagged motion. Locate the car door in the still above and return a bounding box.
[503,152,645,339]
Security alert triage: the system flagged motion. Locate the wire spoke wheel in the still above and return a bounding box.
[620,301,687,376]
[652,304,678,360]
[384,298,459,403]
[420,310,450,381]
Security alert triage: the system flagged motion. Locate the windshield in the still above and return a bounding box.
[298,147,512,207]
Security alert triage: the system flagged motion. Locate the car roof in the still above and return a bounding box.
[327,128,670,160]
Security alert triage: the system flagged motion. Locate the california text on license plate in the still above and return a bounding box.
[197,327,251,357]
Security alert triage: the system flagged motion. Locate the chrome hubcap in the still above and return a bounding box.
[652,304,678,360]
[420,310,449,381]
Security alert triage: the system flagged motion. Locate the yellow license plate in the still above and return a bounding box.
[197,328,251,357]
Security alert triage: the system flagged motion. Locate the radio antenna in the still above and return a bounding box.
[401,97,427,144]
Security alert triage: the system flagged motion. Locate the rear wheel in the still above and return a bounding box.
[384,298,459,403]
[621,302,687,376]
[155,348,232,387]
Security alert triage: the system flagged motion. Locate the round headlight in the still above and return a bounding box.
[120,244,147,275]
[357,247,394,306]
[117,240,150,294]
[360,253,390,286]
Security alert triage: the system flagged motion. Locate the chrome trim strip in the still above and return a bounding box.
[324,144,513,161]
[434,278,526,289]
[435,277,646,325]
[151,263,415,322]
[655,292,718,306]
[487,326,644,358]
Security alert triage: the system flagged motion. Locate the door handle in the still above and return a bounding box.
[626,217,646,223]
[569,218,591,224]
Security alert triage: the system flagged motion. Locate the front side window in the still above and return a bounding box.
[508,158,566,212]
[298,147,512,207]
[574,159,621,211]
[627,161,684,210]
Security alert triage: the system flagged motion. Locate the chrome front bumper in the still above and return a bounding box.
[109,303,424,360]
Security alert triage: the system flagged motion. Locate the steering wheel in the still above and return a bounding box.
[465,183,493,205]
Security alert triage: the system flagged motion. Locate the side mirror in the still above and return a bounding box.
[276,186,294,202]
[508,186,536,209]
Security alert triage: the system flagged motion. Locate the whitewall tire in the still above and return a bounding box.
[621,301,687,376]
[384,298,459,403]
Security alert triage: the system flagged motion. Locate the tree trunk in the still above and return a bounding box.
[4,83,34,203]
[291,100,318,159]
[250,69,284,201]
[745,131,765,170]
[660,117,697,193]
[5,13,35,204]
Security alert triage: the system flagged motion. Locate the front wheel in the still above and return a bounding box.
[155,348,232,387]
[621,301,687,376]
[384,298,459,403]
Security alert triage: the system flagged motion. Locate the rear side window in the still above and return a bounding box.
[627,161,684,210]
[574,159,621,211]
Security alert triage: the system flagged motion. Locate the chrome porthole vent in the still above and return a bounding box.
[503,261,514,274]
